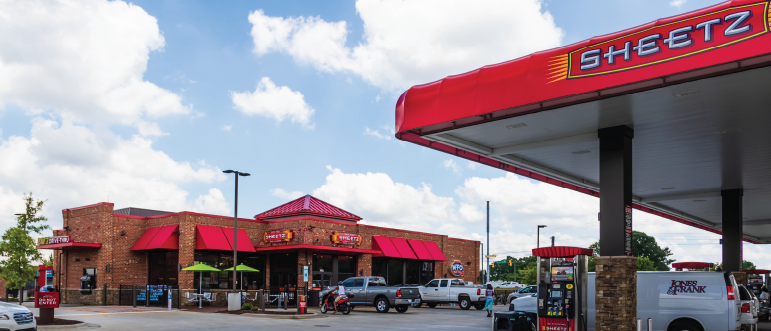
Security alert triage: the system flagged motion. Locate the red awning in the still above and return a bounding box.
[672,262,714,269]
[222,228,257,253]
[743,269,771,275]
[131,225,179,251]
[422,240,447,261]
[254,244,381,254]
[390,237,417,259]
[532,246,593,258]
[407,239,433,260]
[372,236,401,258]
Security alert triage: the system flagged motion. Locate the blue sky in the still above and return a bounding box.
[1,0,762,268]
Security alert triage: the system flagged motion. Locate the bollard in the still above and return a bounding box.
[284,293,288,310]
[647,318,653,331]
[297,295,306,314]
[103,284,107,306]
[132,285,137,307]
[258,290,265,311]
[636,319,641,331]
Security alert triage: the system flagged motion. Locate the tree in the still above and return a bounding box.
[517,264,537,285]
[636,256,657,271]
[588,231,675,271]
[742,260,756,270]
[0,194,49,303]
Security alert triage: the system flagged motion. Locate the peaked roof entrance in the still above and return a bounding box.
[254,195,362,222]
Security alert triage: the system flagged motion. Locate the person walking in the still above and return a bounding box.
[485,283,495,317]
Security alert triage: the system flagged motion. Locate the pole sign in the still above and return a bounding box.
[451,260,464,277]
[263,229,294,243]
[35,292,59,309]
[566,2,769,79]
[303,266,309,282]
[625,205,633,256]
[37,236,71,246]
[330,232,362,246]
[167,288,172,311]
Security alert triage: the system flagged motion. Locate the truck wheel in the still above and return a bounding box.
[427,303,437,308]
[395,305,409,313]
[413,302,423,308]
[474,303,484,310]
[668,320,703,331]
[459,297,471,310]
[375,297,391,313]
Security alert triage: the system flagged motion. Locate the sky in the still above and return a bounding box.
[0,0,767,269]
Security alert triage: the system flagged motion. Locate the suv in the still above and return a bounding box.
[507,285,536,304]
[0,301,36,331]
[738,285,758,329]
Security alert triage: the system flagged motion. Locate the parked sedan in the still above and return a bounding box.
[507,285,537,304]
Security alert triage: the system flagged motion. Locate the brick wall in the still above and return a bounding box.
[595,256,637,331]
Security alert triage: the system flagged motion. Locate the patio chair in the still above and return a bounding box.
[203,292,211,302]
[185,292,199,303]
[207,292,217,303]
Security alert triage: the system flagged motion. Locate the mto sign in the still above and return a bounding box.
[451,260,464,276]
[555,1,770,79]
[330,232,361,246]
[263,229,294,243]
[37,236,71,246]
[35,292,59,309]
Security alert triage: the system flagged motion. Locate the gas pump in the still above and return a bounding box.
[534,246,592,331]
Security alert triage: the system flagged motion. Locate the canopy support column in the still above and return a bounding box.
[722,189,743,272]
[598,125,634,256]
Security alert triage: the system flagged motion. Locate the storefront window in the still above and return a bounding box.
[313,255,332,272]
[387,259,403,286]
[420,261,434,285]
[372,258,434,286]
[194,252,265,290]
[270,253,297,290]
[372,257,387,279]
[337,255,356,282]
[148,251,179,286]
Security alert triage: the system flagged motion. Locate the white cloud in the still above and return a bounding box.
[221,125,233,132]
[466,161,478,170]
[0,0,190,127]
[135,121,169,137]
[0,118,229,231]
[231,77,315,129]
[443,159,461,175]
[363,126,391,140]
[670,0,687,8]
[313,166,458,233]
[248,0,563,91]
[271,188,305,200]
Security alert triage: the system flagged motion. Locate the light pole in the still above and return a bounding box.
[537,225,547,248]
[486,201,489,284]
[223,170,250,293]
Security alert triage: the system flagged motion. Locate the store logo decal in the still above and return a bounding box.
[667,280,706,295]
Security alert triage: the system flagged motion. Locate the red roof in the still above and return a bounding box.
[672,262,714,269]
[254,195,362,221]
[532,246,593,258]
[744,269,771,275]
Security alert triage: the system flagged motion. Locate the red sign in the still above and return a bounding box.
[263,229,294,243]
[539,317,574,331]
[35,292,59,309]
[330,232,361,246]
[451,260,464,277]
[564,1,769,79]
[37,236,70,246]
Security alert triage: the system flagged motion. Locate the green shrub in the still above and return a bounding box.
[250,305,259,311]
[241,303,253,310]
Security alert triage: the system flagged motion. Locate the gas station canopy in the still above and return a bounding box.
[396,0,771,243]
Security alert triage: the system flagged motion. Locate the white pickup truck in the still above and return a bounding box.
[418,278,486,310]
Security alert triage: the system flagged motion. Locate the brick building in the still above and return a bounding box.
[38,195,480,305]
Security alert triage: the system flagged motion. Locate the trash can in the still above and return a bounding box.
[308,290,320,307]
[492,311,536,331]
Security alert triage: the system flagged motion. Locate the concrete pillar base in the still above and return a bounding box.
[595,256,637,331]
[732,272,747,287]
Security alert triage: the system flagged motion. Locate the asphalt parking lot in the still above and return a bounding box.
[29,305,505,331]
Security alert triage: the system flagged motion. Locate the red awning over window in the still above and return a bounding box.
[422,240,447,261]
[131,225,179,251]
[407,239,433,260]
[196,225,255,252]
[390,237,417,259]
[372,236,400,258]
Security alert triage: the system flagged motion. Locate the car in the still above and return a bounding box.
[738,285,758,329]
[0,301,37,331]
[507,285,537,304]
[418,278,486,310]
[508,271,742,331]
[320,276,421,313]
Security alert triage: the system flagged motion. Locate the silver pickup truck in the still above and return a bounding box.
[320,276,421,313]
[419,278,486,310]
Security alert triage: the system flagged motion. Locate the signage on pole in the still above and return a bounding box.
[303,266,309,282]
[168,288,172,311]
[35,292,59,309]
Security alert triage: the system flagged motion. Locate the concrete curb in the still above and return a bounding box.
[237,312,327,320]
[38,322,101,329]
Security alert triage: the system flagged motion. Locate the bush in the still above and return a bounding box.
[241,303,254,310]
[250,305,259,311]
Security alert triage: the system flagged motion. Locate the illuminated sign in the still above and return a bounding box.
[451,260,464,277]
[330,232,361,246]
[263,229,294,243]
[552,2,770,80]
[37,236,71,246]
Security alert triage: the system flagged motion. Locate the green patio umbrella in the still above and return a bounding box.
[182,263,221,308]
[224,264,261,291]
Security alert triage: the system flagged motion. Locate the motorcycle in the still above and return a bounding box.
[320,292,354,315]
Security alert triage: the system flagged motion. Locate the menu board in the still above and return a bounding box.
[137,290,147,302]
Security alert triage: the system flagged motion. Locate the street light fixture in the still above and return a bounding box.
[537,225,547,248]
[222,169,250,293]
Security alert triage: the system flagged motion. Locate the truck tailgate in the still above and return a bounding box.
[399,287,421,299]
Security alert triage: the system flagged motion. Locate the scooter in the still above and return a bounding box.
[320,292,354,315]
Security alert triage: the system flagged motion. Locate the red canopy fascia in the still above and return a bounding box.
[196,225,254,252]
[390,237,418,259]
[372,236,401,258]
[37,242,101,249]
[532,246,593,258]
[130,225,179,251]
[254,244,380,254]
[394,0,770,246]
[671,262,714,269]
[422,240,448,261]
[743,269,771,274]
[407,239,433,260]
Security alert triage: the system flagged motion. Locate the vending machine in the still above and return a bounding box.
[533,246,592,331]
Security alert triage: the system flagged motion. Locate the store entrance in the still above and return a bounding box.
[311,254,357,288]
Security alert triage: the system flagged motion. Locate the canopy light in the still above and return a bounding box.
[505,123,527,130]
[572,150,591,155]
[673,90,700,97]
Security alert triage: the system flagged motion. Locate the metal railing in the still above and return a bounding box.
[118,284,180,309]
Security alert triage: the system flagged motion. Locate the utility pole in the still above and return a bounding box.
[486,201,490,284]
[551,236,555,247]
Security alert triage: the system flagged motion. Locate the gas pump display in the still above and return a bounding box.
[538,262,577,319]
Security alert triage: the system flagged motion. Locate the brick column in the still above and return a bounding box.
[358,254,372,277]
[732,272,747,287]
[595,256,637,331]
[178,217,196,289]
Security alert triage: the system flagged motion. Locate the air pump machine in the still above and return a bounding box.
[533,246,592,331]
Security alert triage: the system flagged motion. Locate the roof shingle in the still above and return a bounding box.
[254,195,362,221]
